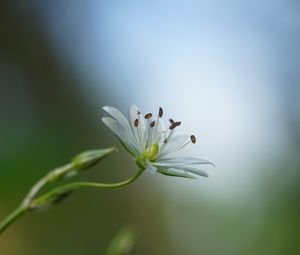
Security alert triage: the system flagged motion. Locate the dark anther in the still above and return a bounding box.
[164,138,168,144]
[169,118,175,124]
[137,110,141,115]
[170,122,177,130]
[175,121,181,127]
[134,119,139,127]
[145,113,153,119]
[159,107,163,118]
[150,121,155,127]
[190,135,196,144]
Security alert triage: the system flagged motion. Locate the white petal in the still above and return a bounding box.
[128,105,146,149]
[158,135,190,157]
[156,119,165,133]
[168,167,209,178]
[146,162,157,174]
[155,120,165,144]
[156,167,196,179]
[103,106,131,131]
[102,117,139,152]
[155,157,215,166]
[153,159,210,177]
[129,105,139,126]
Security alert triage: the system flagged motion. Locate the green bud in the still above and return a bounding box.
[29,188,75,210]
[72,147,117,171]
[47,147,116,183]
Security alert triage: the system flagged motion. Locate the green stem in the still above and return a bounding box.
[0,206,26,234]
[33,168,144,206]
[22,163,73,208]
[0,168,144,235]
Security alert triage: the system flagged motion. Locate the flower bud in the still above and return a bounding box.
[47,147,117,183]
[72,147,117,171]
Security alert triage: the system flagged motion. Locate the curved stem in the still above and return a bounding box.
[0,206,26,234]
[33,168,144,205]
[0,168,145,235]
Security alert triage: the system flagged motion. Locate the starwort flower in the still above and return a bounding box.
[102,105,214,179]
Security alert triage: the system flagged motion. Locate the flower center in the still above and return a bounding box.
[143,143,159,161]
[133,107,197,163]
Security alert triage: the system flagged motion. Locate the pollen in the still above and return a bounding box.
[159,107,163,118]
[134,119,139,127]
[145,113,153,119]
[190,135,196,144]
[170,123,177,130]
[150,121,155,127]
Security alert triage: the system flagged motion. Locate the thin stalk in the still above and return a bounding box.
[0,168,144,235]
[22,164,73,207]
[0,206,27,234]
[33,168,144,206]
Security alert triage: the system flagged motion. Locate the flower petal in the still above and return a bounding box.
[128,105,146,149]
[156,167,196,179]
[146,162,157,174]
[169,166,209,177]
[102,117,139,153]
[103,106,131,131]
[158,135,190,157]
[155,157,215,167]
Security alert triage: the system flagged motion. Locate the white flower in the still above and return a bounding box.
[102,105,214,179]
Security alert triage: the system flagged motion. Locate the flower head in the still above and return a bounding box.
[102,105,214,179]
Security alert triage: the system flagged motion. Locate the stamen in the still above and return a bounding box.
[159,120,181,156]
[169,118,175,124]
[159,129,174,155]
[145,113,153,119]
[146,122,154,148]
[176,136,194,152]
[191,135,196,144]
[136,113,144,150]
[169,123,177,130]
[150,121,155,127]
[134,119,139,127]
[159,107,163,118]
[152,108,162,145]
[169,121,181,130]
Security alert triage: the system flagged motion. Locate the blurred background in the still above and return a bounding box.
[0,0,300,254]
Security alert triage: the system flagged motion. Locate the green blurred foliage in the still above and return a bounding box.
[105,226,138,255]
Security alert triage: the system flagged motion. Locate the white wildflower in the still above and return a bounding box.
[102,105,214,179]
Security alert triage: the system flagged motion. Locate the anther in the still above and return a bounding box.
[150,121,155,127]
[190,135,196,144]
[137,110,141,115]
[145,113,153,119]
[134,119,139,127]
[169,118,175,124]
[169,122,177,130]
[164,138,168,144]
[175,121,181,127]
[159,107,163,118]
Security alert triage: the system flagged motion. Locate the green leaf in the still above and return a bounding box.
[157,167,196,179]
